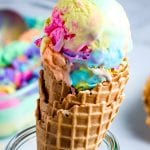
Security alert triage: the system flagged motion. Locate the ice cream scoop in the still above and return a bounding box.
[36,0,132,90]
[0,9,27,47]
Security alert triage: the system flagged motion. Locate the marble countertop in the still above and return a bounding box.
[0,0,150,149]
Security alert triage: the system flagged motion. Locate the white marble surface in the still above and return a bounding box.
[0,0,150,149]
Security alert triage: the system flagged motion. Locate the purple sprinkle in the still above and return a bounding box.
[33,73,39,78]
[62,48,76,57]
[12,60,22,69]
[62,45,91,62]
[23,71,33,81]
[25,45,40,58]
[5,68,15,82]
[25,49,32,58]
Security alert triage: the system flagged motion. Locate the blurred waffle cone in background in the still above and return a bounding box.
[143,78,150,126]
[36,59,129,150]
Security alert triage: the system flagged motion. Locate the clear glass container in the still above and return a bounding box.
[5,126,120,150]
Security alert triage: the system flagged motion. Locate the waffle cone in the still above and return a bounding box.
[43,64,71,103]
[42,59,129,105]
[36,59,129,150]
[143,78,150,126]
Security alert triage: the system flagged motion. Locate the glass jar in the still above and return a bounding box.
[5,126,120,150]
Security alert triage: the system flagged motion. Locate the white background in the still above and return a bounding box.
[0,0,150,149]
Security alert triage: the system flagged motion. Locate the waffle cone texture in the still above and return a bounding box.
[143,78,150,126]
[36,59,129,150]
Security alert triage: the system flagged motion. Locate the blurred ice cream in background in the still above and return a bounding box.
[0,11,41,95]
[0,9,44,137]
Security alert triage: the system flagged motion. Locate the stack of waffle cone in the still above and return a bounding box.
[143,78,150,126]
[36,59,129,150]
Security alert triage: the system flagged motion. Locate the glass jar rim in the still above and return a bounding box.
[5,125,120,150]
